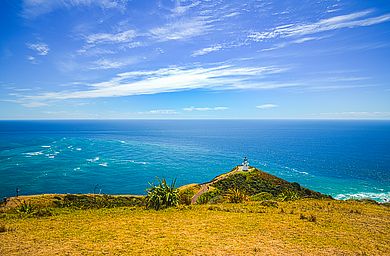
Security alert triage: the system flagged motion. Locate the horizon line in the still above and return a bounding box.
[1,118,390,121]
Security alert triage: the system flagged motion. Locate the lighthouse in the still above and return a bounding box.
[242,157,249,171]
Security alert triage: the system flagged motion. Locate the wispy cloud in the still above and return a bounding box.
[88,58,137,70]
[22,0,128,18]
[22,101,49,108]
[18,64,290,103]
[85,30,137,44]
[256,104,278,109]
[139,109,178,115]
[192,44,223,56]
[3,99,48,108]
[27,42,49,55]
[149,17,213,41]
[183,106,228,111]
[224,12,240,18]
[261,36,327,51]
[249,10,390,41]
[171,1,200,16]
[27,55,37,64]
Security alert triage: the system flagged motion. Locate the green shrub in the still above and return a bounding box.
[300,213,317,222]
[179,189,195,205]
[277,189,300,201]
[54,194,143,209]
[196,193,211,204]
[16,201,35,215]
[0,224,7,233]
[260,200,278,207]
[146,178,179,210]
[251,192,274,201]
[33,208,53,217]
[196,190,222,204]
[209,195,224,204]
[226,188,248,203]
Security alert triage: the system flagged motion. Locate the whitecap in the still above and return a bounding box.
[87,157,100,162]
[284,166,309,175]
[41,145,51,148]
[24,151,43,156]
[119,140,126,144]
[75,148,82,151]
[73,167,81,171]
[126,160,148,165]
[99,162,108,167]
[335,191,390,202]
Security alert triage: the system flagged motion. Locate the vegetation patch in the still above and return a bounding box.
[213,168,330,200]
[146,178,179,210]
[54,194,144,209]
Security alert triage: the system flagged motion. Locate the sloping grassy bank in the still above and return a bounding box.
[1,167,389,255]
[1,199,389,255]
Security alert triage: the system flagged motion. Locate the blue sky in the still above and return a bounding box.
[0,0,390,119]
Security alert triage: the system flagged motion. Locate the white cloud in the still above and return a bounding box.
[140,109,178,115]
[224,12,240,18]
[89,58,136,70]
[22,102,48,108]
[249,10,390,41]
[20,64,291,101]
[85,30,136,44]
[261,36,329,51]
[23,0,128,18]
[171,1,200,16]
[192,44,223,57]
[183,106,228,111]
[149,17,213,41]
[27,55,37,64]
[76,47,115,56]
[27,42,49,55]
[256,104,278,109]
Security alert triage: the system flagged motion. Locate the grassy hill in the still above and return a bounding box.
[1,167,389,255]
[179,166,330,205]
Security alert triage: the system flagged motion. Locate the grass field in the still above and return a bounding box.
[1,198,389,255]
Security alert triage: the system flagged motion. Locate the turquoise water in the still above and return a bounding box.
[0,120,389,201]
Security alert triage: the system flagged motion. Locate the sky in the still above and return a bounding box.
[0,0,390,119]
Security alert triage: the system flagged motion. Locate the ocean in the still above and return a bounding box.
[0,120,389,202]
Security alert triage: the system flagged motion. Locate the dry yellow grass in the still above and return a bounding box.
[1,199,389,255]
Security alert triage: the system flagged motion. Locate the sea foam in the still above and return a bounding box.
[335,192,390,202]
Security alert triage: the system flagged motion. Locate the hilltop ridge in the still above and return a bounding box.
[179,166,330,205]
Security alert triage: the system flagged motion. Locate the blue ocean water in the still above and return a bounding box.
[0,120,389,202]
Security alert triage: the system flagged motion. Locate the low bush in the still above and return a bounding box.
[196,193,211,204]
[146,178,179,210]
[277,189,300,201]
[196,190,222,204]
[300,213,317,222]
[251,192,274,201]
[54,194,144,209]
[226,188,248,203]
[54,195,143,209]
[0,224,7,233]
[16,201,35,215]
[33,208,53,217]
[179,189,195,205]
[260,200,278,208]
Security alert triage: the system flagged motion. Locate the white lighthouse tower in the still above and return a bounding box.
[242,157,249,171]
